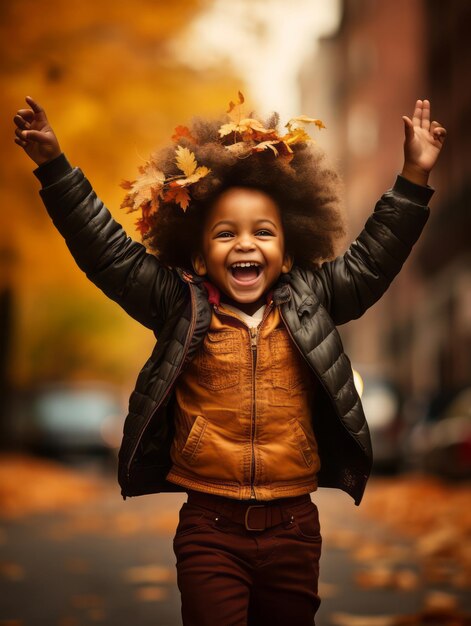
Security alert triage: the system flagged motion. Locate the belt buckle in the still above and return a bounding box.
[244,505,266,531]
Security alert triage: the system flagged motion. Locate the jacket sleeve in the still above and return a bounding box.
[34,153,185,331]
[304,175,433,325]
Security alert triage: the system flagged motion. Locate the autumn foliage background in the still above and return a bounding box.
[1,0,241,389]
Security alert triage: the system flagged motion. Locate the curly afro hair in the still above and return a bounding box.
[141,113,345,272]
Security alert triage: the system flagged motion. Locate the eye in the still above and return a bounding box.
[256,229,274,237]
[215,231,234,239]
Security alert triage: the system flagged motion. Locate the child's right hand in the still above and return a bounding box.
[13,96,62,166]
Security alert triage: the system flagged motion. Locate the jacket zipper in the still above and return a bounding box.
[249,326,258,499]
[214,302,273,499]
[126,283,198,483]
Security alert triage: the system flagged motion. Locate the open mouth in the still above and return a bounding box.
[229,261,263,283]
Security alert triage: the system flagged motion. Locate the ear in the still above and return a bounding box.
[281,253,293,274]
[192,253,207,276]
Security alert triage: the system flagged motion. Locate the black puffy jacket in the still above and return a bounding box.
[35,154,433,505]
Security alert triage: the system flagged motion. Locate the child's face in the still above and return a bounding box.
[192,187,292,315]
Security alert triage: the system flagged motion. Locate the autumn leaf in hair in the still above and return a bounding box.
[120,145,211,235]
[219,92,325,160]
[120,161,165,214]
[121,91,324,237]
[171,125,197,144]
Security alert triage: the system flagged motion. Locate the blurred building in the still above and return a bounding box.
[300,0,471,399]
[412,0,471,394]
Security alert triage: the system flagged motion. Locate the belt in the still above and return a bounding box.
[186,490,311,532]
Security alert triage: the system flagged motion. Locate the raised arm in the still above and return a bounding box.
[307,100,446,324]
[14,97,185,330]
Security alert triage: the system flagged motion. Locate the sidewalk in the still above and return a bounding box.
[1,455,470,625]
[315,475,471,625]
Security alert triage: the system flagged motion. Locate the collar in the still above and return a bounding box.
[202,280,274,308]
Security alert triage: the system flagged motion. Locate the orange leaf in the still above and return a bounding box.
[135,214,154,236]
[163,186,191,211]
[171,125,196,144]
[227,91,245,115]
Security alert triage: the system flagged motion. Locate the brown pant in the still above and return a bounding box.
[173,490,322,626]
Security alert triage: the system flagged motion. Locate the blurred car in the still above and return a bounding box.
[353,369,404,472]
[19,380,126,459]
[404,387,471,479]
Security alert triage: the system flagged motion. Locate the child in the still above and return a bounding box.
[14,95,446,625]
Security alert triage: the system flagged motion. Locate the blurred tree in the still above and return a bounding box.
[1,0,241,387]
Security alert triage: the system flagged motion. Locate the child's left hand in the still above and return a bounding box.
[401,99,446,186]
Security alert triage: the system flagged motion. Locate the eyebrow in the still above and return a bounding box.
[211,219,278,232]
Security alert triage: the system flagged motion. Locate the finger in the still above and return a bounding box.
[421,99,431,131]
[15,127,28,141]
[13,114,31,130]
[431,121,447,141]
[16,128,50,144]
[25,96,44,112]
[25,96,47,120]
[431,120,445,131]
[14,137,28,148]
[16,109,35,122]
[402,116,414,142]
[412,99,423,127]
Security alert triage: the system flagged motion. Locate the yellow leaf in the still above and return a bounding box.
[285,116,325,133]
[126,162,165,212]
[218,122,238,137]
[239,118,274,135]
[282,128,311,145]
[252,140,280,156]
[219,118,274,138]
[175,146,197,177]
[175,165,211,186]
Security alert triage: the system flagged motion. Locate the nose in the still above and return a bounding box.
[235,234,255,251]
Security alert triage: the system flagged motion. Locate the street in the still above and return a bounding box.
[1,455,470,625]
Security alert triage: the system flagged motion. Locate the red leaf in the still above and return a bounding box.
[172,125,196,144]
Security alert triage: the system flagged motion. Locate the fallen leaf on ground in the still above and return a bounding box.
[135,586,168,601]
[330,612,394,626]
[352,541,409,564]
[318,581,339,598]
[124,564,175,584]
[354,565,419,591]
[361,476,471,590]
[0,561,25,581]
[323,528,360,550]
[0,455,103,518]
[424,590,458,611]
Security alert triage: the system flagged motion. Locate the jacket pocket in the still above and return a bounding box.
[197,330,241,391]
[270,329,305,390]
[181,415,207,464]
[289,418,314,467]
